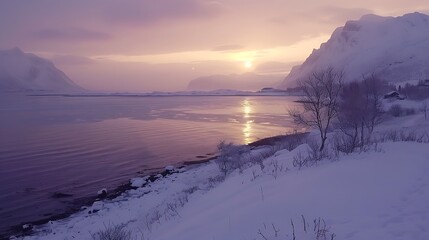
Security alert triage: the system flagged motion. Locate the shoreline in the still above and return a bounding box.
[2,132,308,239]
[27,93,298,98]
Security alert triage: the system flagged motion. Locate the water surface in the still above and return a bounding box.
[0,94,300,235]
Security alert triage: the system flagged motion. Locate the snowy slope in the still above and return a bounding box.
[188,72,281,91]
[0,48,83,92]
[19,141,429,240]
[280,12,429,88]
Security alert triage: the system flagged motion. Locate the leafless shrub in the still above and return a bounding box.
[306,138,330,162]
[313,217,335,240]
[91,224,132,240]
[143,215,152,232]
[256,216,335,240]
[151,210,162,224]
[207,175,225,188]
[293,151,308,169]
[268,159,285,179]
[291,219,296,240]
[380,130,399,141]
[182,186,199,195]
[215,141,251,176]
[260,146,278,158]
[251,169,259,181]
[165,202,181,219]
[388,104,416,117]
[378,130,429,143]
[163,189,197,221]
[176,193,189,207]
[142,191,191,232]
[250,146,282,171]
[249,153,265,170]
[361,75,385,133]
[257,229,269,240]
[389,104,403,117]
[401,82,429,100]
[336,76,384,153]
[332,132,353,155]
[275,134,307,151]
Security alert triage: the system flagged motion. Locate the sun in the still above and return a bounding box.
[244,60,252,69]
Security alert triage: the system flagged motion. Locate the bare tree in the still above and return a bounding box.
[336,81,363,152]
[421,101,428,120]
[290,67,344,151]
[361,75,384,134]
[336,76,384,152]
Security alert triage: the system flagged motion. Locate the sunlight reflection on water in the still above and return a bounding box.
[242,98,253,144]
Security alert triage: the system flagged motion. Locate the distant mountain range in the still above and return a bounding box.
[187,72,281,91]
[4,11,429,94]
[280,12,429,88]
[0,48,83,92]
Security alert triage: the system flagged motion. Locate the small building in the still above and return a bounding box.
[384,91,405,100]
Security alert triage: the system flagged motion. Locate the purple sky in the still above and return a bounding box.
[1,0,428,91]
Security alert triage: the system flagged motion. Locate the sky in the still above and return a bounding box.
[0,1,428,92]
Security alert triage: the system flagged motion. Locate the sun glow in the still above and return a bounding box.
[244,60,253,69]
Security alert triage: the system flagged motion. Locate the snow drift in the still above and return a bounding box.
[0,48,83,92]
[280,12,429,88]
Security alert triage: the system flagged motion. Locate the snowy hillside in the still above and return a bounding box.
[0,48,83,92]
[280,12,429,88]
[188,72,281,91]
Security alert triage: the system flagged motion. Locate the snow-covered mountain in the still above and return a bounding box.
[280,12,429,88]
[187,72,281,91]
[0,48,83,92]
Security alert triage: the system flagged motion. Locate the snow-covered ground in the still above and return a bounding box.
[15,106,429,240]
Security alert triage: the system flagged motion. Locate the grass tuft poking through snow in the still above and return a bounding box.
[91,224,132,240]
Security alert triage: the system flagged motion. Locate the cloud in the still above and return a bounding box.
[104,0,224,25]
[268,6,373,26]
[33,28,111,41]
[211,44,244,52]
[255,61,300,74]
[317,6,374,24]
[50,55,96,65]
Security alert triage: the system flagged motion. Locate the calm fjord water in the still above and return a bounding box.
[0,94,300,235]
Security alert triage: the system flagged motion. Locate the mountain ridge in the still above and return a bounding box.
[0,48,83,92]
[187,72,282,91]
[280,12,429,88]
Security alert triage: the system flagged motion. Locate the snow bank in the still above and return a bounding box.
[19,138,429,240]
[153,142,429,240]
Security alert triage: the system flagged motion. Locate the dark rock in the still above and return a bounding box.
[51,192,73,198]
[97,188,107,198]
